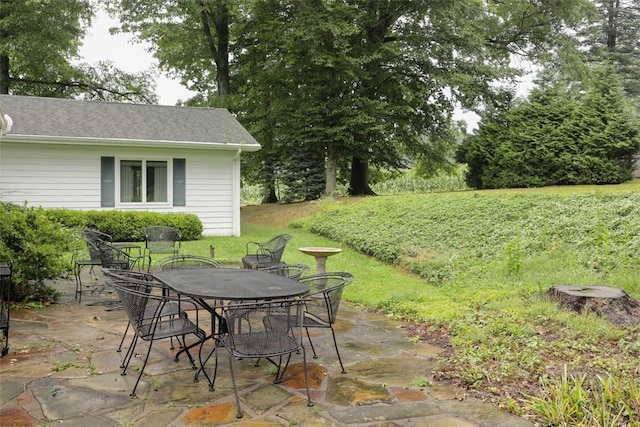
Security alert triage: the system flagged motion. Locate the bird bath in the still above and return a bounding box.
[299,247,342,288]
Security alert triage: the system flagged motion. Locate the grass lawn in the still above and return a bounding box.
[154,182,640,426]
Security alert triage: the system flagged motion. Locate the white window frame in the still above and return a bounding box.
[115,157,173,207]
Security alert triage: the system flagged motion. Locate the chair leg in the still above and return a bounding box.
[206,342,220,391]
[117,322,131,352]
[305,326,346,373]
[227,353,243,418]
[330,326,346,374]
[179,334,199,369]
[121,335,138,370]
[88,265,98,280]
[300,346,314,407]
[272,353,293,384]
[74,263,83,303]
[304,327,318,358]
[130,340,154,397]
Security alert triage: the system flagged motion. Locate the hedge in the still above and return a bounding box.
[44,209,203,241]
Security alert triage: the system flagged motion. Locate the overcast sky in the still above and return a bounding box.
[79,10,195,105]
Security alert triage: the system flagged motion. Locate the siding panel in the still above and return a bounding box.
[0,143,240,235]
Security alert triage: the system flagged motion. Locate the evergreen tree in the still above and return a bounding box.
[463,63,640,189]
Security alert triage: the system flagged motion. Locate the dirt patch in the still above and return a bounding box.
[241,201,321,227]
[401,321,453,355]
[241,197,364,228]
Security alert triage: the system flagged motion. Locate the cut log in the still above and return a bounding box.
[548,285,640,326]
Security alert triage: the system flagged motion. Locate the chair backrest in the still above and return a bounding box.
[82,229,113,244]
[144,226,181,253]
[158,255,221,270]
[298,272,354,324]
[81,229,112,262]
[92,239,132,269]
[260,234,292,263]
[103,268,154,282]
[108,280,157,326]
[259,263,309,280]
[221,299,304,357]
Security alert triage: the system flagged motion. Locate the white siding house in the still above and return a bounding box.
[0,95,260,236]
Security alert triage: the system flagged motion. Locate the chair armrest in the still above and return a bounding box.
[110,281,202,329]
[128,253,151,270]
[245,241,263,255]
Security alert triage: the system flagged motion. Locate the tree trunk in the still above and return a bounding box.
[0,55,10,94]
[348,157,377,196]
[200,2,230,97]
[548,285,640,326]
[605,0,619,52]
[261,178,279,204]
[325,145,338,195]
[213,3,230,97]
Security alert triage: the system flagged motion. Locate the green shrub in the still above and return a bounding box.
[525,366,640,426]
[0,203,77,302]
[461,65,640,189]
[44,209,203,241]
[371,168,469,194]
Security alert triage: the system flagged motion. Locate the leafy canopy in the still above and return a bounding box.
[0,0,157,101]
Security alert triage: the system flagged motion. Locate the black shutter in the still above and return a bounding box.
[100,157,115,207]
[173,158,186,206]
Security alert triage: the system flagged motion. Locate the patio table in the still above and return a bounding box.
[153,268,310,389]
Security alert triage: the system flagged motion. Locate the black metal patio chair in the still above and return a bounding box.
[259,263,310,280]
[143,226,181,269]
[107,278,206,397]
[75,231,147,302]
[73,231,105,303]
[93,239,150,272]
[297,272,354,373]
[241,233,292,269]
[158,255,221,270]
[102,268,184,353]
[212,298,313,418]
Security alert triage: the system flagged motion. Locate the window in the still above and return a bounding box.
[101,157,185,207]
[120,159,168,204]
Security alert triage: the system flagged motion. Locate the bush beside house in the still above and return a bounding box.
[44,209,203,241]
[0,203,203,302]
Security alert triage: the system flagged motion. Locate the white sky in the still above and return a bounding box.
[78,10,195,105]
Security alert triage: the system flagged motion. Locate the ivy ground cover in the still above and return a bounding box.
[291,190,640,424]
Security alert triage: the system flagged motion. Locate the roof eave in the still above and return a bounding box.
[0,134,262,152]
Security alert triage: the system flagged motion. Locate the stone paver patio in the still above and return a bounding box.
[0,272,534,426]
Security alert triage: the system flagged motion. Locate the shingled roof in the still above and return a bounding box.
[0,95,260,150]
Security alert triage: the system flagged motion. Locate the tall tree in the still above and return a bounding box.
[234,0,363,200]
[591,0,640,103]
[104,0,233,100]
[461,63,640,189]
[0,0,91,95]
[106,0,596,200]
[0,0,155,101]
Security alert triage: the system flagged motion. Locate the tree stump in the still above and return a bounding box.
[548,285,640,326]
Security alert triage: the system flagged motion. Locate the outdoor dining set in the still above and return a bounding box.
[69,226,354,419]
